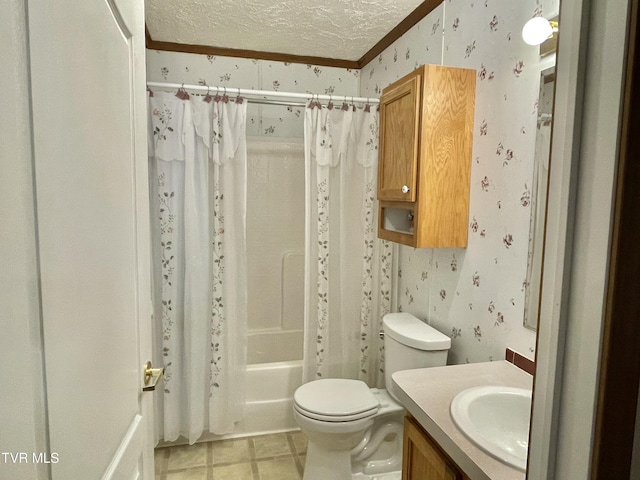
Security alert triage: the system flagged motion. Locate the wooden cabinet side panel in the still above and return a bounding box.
[378,72,422,202]
[402,416,462,480]
[416,65,476,248]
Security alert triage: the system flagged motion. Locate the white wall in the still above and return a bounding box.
[552,0,629,476]
[526,0,633,474]
[360,0,560,364]
[0,1,48,478]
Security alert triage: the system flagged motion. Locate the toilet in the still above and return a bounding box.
[293,312,451,480]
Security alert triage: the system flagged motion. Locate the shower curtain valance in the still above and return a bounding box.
[149,91,246,165]
[306,106,379,168]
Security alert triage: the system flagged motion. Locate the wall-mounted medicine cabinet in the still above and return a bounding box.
[377,64,476,248]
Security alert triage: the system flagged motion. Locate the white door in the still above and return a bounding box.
[27,0,154,478]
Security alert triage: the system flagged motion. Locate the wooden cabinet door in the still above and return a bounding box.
[378,73,421,202]
[403,416,462,480]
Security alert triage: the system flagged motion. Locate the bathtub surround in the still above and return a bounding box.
[148,91,249,442]
[246,140,305,365]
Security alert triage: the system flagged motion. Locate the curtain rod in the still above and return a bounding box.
[146,82,380,106]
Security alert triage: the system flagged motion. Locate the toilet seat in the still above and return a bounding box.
[294,379,380,422]
[294,403,379,422]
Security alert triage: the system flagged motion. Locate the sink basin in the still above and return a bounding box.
[450,386,532,471]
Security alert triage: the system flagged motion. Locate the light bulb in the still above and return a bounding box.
[522,17,553,46]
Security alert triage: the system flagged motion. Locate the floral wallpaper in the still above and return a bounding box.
[361,0,560,364]
[146,51,360,139]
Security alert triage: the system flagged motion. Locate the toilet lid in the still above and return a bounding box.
[294,379,380,420]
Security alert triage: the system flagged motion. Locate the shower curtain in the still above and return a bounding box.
[148,90,248,443]
[303,103,392,387]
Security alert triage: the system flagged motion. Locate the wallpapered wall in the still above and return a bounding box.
[360,0,559,363]
[146,0,559,365]
[145,51,360,139]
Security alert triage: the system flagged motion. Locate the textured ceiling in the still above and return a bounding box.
[145,0,427,62]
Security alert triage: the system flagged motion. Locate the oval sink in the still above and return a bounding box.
[450,385,532,471]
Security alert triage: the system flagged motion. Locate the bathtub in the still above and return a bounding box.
[159,359,303,446]
[240,359,303,435]
[239,330,304,434]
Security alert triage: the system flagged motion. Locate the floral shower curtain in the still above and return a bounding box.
[303,103,392,387]
[148,90,248,443]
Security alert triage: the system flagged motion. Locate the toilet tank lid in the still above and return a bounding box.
[383,313,451,351]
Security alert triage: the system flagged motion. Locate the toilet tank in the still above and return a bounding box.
[383,313,451,396]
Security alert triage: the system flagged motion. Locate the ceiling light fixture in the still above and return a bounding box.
[522,17,559,46]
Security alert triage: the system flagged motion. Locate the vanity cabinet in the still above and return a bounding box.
[403,415,469,480]
[377,64,476,248]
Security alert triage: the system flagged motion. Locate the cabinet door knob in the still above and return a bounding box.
[402,185,410,194]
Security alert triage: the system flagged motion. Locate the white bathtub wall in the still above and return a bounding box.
[239,139,307,436]
[282,251,305,331]
[247,330,304,364]
[247,139,305,363]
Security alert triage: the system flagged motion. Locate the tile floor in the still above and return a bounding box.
[155,430,307,480]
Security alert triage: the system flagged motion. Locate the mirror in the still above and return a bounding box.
[524,66,555,330]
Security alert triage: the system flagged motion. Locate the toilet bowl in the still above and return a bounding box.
[294,313,451,480]
[294,380,403,480]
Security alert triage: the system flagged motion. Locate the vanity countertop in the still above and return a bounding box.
[392,360,533,480]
